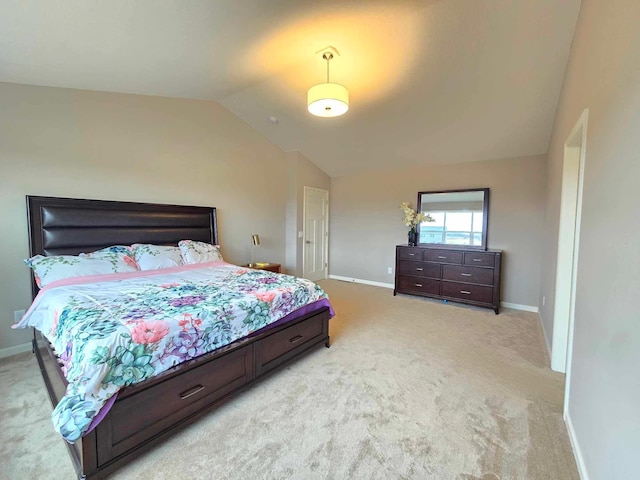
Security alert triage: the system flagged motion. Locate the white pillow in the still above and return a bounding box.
[178,240,223,264]
[25,246,138,288]
[132,244,184,271]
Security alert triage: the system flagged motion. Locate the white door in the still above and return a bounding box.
[303,187,329,281]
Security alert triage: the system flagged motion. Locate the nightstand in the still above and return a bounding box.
[245,262,281,273]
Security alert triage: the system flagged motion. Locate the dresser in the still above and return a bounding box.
[394,246,502,314]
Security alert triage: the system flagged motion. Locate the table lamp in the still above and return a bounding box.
[250,234,260,266]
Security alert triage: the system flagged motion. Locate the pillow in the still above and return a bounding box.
[178,240,223,264]
[25,245,138,288]
[132,244,184,271]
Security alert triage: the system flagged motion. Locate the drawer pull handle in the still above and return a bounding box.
[460,290,472,295]
[289,335,304,344]
[437,256,447,259]
[461,273,472,277]
[179,384,205,400]
[473,259,482,262]
[416,267,424,271]
[408,253,416,256]
[414,283,423,287]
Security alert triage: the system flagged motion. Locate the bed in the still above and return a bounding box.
[22,195,332,480]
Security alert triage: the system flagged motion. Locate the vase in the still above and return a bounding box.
[408,228,417,246]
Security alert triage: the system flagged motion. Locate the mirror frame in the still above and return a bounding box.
[417,188,490,250]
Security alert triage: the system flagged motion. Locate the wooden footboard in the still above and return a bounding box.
[34,308,331,480]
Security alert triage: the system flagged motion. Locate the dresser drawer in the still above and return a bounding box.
[442,281,493,304]
[397,247,423,261]
[424,249,463,264]
[257,315,325,372]
[397,260,440,278]
[396,275,440,296]
[105,344,253,461]
[464,252,496,267]
[442,264,494,286]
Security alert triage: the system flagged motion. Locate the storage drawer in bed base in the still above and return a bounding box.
[255,313,328,375]
[33,308,331,480]
[99,344,255,462]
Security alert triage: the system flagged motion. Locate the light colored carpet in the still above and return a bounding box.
[0,280,578,480]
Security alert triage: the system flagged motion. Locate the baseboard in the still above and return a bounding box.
[565,411,590,480]
[329,276,540,313]
[538,312,553,362]
[500,301,539,313]
[328,275,394,290]
[0,342,31,359]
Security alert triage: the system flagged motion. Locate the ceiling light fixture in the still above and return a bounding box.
[307,52,349,117]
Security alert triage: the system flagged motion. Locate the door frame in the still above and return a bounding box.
[551,109,588,397]
[302,186,329,280]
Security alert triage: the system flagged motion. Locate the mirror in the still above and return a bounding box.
[417,188,489,250]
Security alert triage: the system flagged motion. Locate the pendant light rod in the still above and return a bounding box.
[323,52,333,83]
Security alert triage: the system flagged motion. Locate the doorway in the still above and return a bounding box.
[303,186,329,281]
[551,109,588,390]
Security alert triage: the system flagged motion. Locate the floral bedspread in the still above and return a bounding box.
[14,262,330,443]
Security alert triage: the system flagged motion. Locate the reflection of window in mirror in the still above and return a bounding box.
[417,188,489,249]
[420,211,484,246]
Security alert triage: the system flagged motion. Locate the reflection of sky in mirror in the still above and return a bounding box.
[425,212,445,227]
[473,213,484,231]
[420,212,483,231]
[446,212,472,231]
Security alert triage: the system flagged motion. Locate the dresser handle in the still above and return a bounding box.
[416,267,423,271]
[408,253,416,256]
[473,259,482,262]
[179,384,205,400]
[461,273,472,277]
[289,335,304,344]
[437,256,447,259]
[460,290,472,295]
[415,283,423,287]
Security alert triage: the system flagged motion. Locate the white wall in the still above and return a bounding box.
[330,155,547,308]
[538,0,640,478]
[0,82,290,353]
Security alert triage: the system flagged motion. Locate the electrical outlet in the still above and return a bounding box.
[387,267,393,274]
[13,309,25,323]
[542,296,546,307]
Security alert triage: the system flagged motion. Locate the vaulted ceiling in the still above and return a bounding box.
[0,0,581,177]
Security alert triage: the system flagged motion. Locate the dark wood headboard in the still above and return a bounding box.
[26,195,218,297]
